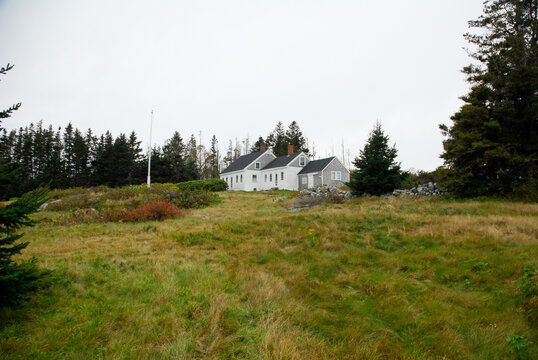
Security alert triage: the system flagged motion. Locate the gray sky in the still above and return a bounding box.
[0,0,484,171]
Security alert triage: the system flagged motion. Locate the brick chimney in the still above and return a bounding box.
[260,144,266,151]
[288,144,294,155]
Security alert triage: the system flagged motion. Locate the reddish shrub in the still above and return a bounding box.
[126,201,182,222]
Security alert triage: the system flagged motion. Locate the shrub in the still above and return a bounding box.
[505,335,532,359]
[176,178,228,192]
[101,187,140,201]
[47,194,102,211]
[169,190,218,209]
[125,201,182,222]
[0,187,48,306]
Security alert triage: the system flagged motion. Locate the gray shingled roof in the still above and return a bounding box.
[297,157,335,174]
[220,150,268,174]
[263,153,301,170]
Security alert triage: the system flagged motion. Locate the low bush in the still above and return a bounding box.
[168,190,218,209]
[176,178,228,192]
[125,201,182,222]
[47,194,102,211]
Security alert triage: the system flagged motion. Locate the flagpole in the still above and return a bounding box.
[147,110,153,188]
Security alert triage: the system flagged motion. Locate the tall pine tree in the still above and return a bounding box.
[439,0,537,198]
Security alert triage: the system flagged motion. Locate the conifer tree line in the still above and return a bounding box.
[0,122,221,197]
[0,120,310,197]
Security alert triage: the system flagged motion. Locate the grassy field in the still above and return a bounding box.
[1,190,537,359]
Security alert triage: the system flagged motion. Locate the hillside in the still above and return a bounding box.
[1,190,537,359]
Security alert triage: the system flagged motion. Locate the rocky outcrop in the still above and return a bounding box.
[299,185,353,199]
[391,182,446,197]
[298,182,447,199]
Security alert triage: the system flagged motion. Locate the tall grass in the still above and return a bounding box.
[1,191,536,359]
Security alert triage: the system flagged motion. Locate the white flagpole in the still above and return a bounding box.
[147,110,154,188]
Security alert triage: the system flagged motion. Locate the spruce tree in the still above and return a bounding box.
[348,122,404,196]
[266,122,287,156]
[208,135,220,178]
[285,121,309,155]
[0,62,48,306]
[439,0,537,198]
[250,136,265,153]
[163,131,188,182]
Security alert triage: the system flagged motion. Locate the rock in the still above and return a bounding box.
[39,199,61,211]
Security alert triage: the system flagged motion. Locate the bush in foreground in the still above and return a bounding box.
[0,187,48,306]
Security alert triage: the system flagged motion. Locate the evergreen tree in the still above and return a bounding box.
[223,140,233,168]
[185,134,199,180]
[0,63,21,119]
[208,135,220,178]
[162,131,188,182]
[439,0,538,198]
[62,123,75,186]
[127,131,143,184]
[266,121,287,156]
[347,122,404,196]
[0,187,48,306]
[111,133,132,187]
[0,62,47,306]
[250,136,266,153]
[71,129,90,187]
[285,121,309,155]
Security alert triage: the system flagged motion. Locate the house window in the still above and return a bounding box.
[252,175,257,183]
[331,171,342,180]
[236,175,238,183]
[265,174,267,182]
[255,162,260,169]
[275,173,278,185]
[302,177,307,184]
[281,172,284,180]
[270,174,272,182]
[240,174,243,182]
[299,157,306,166]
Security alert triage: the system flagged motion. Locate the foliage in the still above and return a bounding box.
[0,120,223,191]
[252,121,309,156]
[168,190,218,209]
[0,187,48,306]
[506,335,533,359]
[176,178,228,192]
[347,122,405,195]
[439,0,538,198]
[0,63,21,119]
[400,169,441,190]
[124,201,182,222]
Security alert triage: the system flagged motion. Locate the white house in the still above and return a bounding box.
[220,145,350,191]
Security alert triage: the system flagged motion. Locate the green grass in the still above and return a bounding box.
[1,191,537,359]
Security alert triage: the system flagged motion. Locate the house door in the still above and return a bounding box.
[307,174,314,188]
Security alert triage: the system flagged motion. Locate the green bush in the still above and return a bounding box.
[176,179,228,192]
[168,190,218,209]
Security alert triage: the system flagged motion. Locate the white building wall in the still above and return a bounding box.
[259,166,302,190]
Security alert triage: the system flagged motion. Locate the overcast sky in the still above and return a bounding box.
[0,0,484,171]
